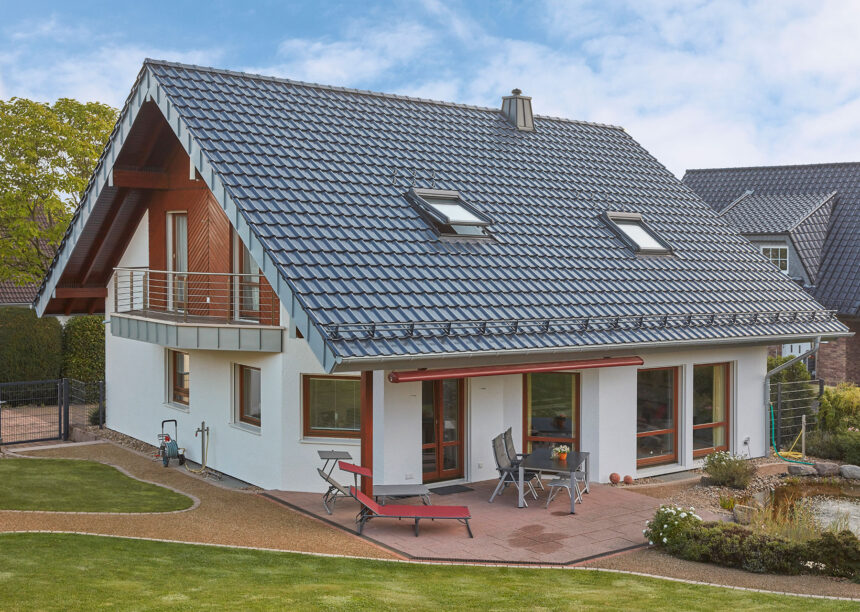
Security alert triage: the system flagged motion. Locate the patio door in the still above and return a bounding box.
[421,379,464,482]
[167,212,188,312]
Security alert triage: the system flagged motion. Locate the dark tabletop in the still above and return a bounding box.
[317,450,352,460]
[522,447,589,473]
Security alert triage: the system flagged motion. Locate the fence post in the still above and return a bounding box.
[61,378,70,441]
[819,379,825,398]
[98,380,105,429]
[776,381,783,451]
[801,414,806,459]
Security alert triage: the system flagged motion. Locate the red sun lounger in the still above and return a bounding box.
[350,486,473,538]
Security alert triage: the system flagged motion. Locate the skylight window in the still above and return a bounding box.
[603,211,671,254]
[408,188,493,238]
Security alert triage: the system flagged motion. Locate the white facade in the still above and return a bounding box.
[105,208,770,492]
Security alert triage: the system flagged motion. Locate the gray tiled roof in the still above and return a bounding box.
[684,164,860,316]
[718,192,835,234]
[37,61,848,368]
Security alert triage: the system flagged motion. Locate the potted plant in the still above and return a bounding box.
[552,444,570,462]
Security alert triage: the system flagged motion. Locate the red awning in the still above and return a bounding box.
[387,356,644,383]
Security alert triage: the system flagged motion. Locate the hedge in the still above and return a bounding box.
[62,315,105,382]
[0,307,63,382]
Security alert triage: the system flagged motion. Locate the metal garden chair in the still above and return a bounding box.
[488,434,539,505]
[503,427,543,491]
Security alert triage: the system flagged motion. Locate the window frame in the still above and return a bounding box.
[636,366,680,468]
[236,364,262,427]
[760,245,789,274]
[302,374,362,439]
[603,211,672,255]
[692,362,731,458]
[168,349,190,406]
[522,372,581,452]
[407,187,493,238]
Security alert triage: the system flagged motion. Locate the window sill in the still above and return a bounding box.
[229,421,261,436]
[300,437,360,446]
[164,402,190,413]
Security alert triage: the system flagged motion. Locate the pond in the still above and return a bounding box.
[772,480,860,536]
[810,497,860,536]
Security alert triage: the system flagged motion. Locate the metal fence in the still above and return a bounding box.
[0,378,104,445]
[769,379,824,451]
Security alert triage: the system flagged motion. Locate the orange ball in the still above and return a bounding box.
[609,473,621,484]
[623,475,634,485]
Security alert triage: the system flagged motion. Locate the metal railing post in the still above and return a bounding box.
[98,380,105,429]
[801,414,806,459]
[113,273,118,312]
[61,378,70,441]
[143,270,149,311]
[776,381,783,450]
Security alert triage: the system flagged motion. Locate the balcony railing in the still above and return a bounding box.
[112,267,280,326]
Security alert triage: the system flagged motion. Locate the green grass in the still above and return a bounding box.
[0,459,192,512]
[0,533,852,611]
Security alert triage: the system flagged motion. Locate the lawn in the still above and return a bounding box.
[0,533,852,611]
[0,458,192,512]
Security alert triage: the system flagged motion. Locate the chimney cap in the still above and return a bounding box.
[511,88,522,96]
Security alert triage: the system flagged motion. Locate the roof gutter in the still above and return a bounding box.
[388,355,644,382]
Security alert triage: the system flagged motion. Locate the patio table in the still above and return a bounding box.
[372,484,432,505]
[317,450,352,478]
[518,448,590,514]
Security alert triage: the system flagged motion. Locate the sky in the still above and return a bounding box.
[2,0,859,177]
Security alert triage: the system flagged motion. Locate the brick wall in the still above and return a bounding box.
[817,316,859,385]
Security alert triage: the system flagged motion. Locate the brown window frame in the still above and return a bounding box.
[636,366,680,468]
[170,350,190,406]
[302,374,362,439]
[522,372,581,453]
[692,362,731,458]
[237,364,262,427]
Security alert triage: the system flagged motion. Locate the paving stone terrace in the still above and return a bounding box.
[267,479,717,565]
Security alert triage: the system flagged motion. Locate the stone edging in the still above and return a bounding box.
[0,531,855,602]
[1,449,200,515]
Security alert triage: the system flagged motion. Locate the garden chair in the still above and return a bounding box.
[503,427,543,491]
[488,434,539,505]
[317,468,350,514]
[351,486,473,538]
[544,473,585,509]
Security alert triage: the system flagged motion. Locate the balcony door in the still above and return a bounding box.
[166,212,188,312]
[421,379,464,482]
[233,236,262,322]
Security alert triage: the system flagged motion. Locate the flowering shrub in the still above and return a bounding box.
[643,505,702,548]
[702,451,755,489]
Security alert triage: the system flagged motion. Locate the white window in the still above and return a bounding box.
[604,211,671,254]
[761,246,788,273]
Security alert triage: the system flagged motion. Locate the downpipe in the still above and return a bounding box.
[764,337,819,466]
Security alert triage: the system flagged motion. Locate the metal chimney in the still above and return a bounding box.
[501,88,534,131]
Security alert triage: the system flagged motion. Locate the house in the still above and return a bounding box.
[684,164,860,385]
[33,60,849,491]
[0,281,37,307]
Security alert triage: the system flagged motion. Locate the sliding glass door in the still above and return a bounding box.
[636,367,678,467]
[693,363,730,457]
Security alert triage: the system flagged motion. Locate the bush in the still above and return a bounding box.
[646,505,860,577]
[62,316,104,382]
[0,307,63,382]
[806,429,860,465]
[703,451,756,489]
[818,383,860,432]
[767,355,811,385]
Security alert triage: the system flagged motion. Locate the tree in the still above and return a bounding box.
[0,98,117,285]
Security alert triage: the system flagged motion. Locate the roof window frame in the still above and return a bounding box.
[602,211,673,255]
[407,187,494,239]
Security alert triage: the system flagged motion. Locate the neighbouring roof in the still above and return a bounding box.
[684,164,860,317]
[0,281,37,306]
[36,60,848,370]
[718,191,835,234]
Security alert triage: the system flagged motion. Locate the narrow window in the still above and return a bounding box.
[236,365,261,426]
[303,375,361,438]
[169,350,190,406]
[760,246,788,273]
[693,363,730,457]
[636,367,679,467]
[166,212,188,311]
[604,211,671,254]
[523,373,580,452]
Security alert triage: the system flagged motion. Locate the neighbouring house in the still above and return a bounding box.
[0,281,37,307]
[684,164,860,385]
[33,60,849,491]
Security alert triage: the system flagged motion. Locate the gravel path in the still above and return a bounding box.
[0,442,396,560]
[585,547,860,600]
